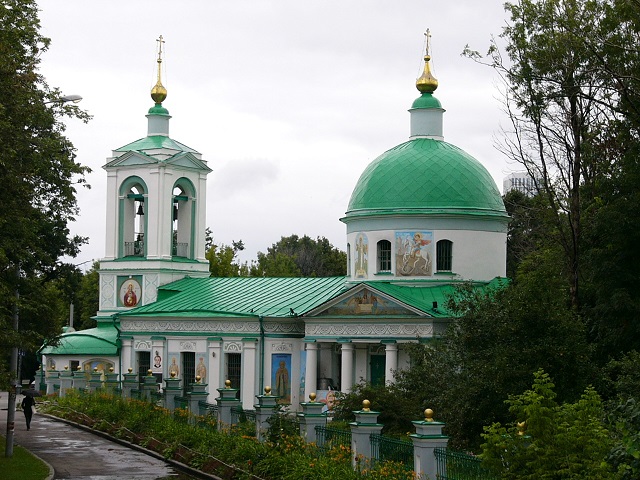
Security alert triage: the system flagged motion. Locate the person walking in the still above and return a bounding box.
[21,390,36,430]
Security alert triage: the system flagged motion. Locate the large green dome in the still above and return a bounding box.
[345,138,507,219]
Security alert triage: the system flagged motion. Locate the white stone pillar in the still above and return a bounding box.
[340,342,354,393]
[384,342,398,384]
[207,338,222,402]
[121,337,134,372]
[241,339,257,410]
[304,342,318,401]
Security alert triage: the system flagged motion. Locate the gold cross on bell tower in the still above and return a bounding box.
[151,35,167,104]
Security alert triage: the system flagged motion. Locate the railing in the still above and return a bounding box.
[370,433,414,470]
[315,425,352,454]
[174,396,188,410]
[199,401,219,417]
[124,240,145,257]
[435,448,497,480]
[231,405,256,424]
[172,242,189,257]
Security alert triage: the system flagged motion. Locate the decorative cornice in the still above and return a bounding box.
[306,322,434,338]
[120,319,304,334]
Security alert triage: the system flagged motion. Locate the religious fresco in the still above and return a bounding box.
[118,275,142,308]
[272,353,291,404]
[354,233,368,279]
[395,231,433,277]
[325,288,409,316]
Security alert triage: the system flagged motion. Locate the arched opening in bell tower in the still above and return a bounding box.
[172,178,196,259]
[119,177,148,258]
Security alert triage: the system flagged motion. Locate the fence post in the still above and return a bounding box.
[164,371,182,411]
[45,368,59,395]
[297,392,327,444]
[254,386,279,442]
[350,400,383,469]
[121,367,138,398]
[72,366,87,392]
[105,367,120,394]
[58,366,73,398]
[410,408,449,480]
[188,375,209,417]
[140,369,157,400]
[216,379,241,430]
[88,367,103,393]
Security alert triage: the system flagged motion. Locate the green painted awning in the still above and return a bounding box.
[40,322,119,356]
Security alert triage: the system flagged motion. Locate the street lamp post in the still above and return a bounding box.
[4,93,82,458]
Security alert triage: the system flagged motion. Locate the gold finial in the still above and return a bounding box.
[264,386,272,395]
[362,400,371,412]
[225,379,232,388]
[148,369,153,376]
[94,367,98,372]
[151,35,167,104]
[109,367,114,373]
[425,408,434,422]
[416,29,438,94]
[170,370,176,378]
[517,421,526,436]
[309,392,317,402]
[64,365,69,370]
[77,366,82,371]
[196,375,201,383]
[128,367,133,373]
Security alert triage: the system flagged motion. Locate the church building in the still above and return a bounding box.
[41,34,508,410]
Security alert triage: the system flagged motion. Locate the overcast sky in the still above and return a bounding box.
[37,0,515,267]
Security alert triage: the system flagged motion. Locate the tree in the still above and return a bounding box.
[481,369,620,479]
[206,240,249,277]
[250,235,346,277]
[465,0,639,309]
[74,262,100,330]
[393,256,592,450]
[0,0,90,387]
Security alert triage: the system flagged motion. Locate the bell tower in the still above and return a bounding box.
[97,36,211,317]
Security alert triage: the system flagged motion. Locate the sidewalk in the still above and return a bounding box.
[1,391,195,479]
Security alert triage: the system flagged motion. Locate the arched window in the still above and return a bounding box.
[172,178,196,259]
[436,240,453,272]
[119,177,148,258]
[347,243,351,276]
[377,240,392,273]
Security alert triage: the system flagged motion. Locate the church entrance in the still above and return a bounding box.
[137,351,150,389]
[370,355,385,386]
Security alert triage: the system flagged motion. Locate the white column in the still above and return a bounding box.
[340,343,354,393]
[384,342,398,384]
[121,338,133,373]
[207,338,222,398]
[241,340,257,409]
[304,342,318,400]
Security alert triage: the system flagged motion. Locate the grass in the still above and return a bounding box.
[0,435,50,480]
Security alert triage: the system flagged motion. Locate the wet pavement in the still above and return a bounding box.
[1,392,200,479]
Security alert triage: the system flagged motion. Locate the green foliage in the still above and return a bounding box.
[0,438,50,480]
[206,239,249,277]
[608,397,640,479]
[42,392,415,479]
[74,262,100,330]
[251,234,346,277]
[393,269,592,451]
[0,0,90,387]
[481,370,619,479]
[332,381,420,437]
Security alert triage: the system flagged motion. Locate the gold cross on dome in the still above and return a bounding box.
[424,28,432,56]
[156,35,165,62]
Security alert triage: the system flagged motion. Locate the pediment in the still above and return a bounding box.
[165,152,212,172]
[104,151,157,168]
[306,284,428,318]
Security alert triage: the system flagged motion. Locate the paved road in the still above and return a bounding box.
[1,392,198,479]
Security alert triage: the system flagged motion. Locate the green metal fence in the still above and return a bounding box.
[315,425,352,455]
[231,405,256,423]
[370,433,414,470]
[434,448,497,480]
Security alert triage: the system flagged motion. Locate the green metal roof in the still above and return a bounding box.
[115,135,200,155]
[411,92,442,109]
[345,138,507,219]
[119,276,352,318]
[40,323,119,356]
[366,277,508,317]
